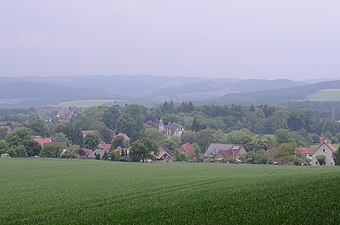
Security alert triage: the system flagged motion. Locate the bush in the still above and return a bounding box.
[95,154,101,160]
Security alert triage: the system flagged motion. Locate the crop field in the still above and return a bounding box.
[0,159,339,224]
[57,100,126,108]
[305,89,340,101]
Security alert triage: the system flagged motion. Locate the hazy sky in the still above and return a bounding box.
[1,0,340,80]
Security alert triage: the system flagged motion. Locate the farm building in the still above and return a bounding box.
[204,143,246,162]
[311,139,337,166]
[1,153,9,158]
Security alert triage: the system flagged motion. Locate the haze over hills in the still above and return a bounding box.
[0,75,339,107]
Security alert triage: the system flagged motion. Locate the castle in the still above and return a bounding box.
[159,119,184,138]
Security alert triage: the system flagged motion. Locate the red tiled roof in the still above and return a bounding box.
[0,126,11,130]
[113,133,130,140]
[157,151,171,160]
[314,139,337,154]
[179,143,195,155]
[220,149,241,161]
[98,143,111,150]
[296,147,315,155]
[33,136,52,146]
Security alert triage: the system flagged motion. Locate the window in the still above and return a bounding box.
[323,149,326,153]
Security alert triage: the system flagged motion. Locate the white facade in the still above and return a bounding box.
[311,142,336,166]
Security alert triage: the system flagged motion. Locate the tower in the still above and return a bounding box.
[159,118,164,132]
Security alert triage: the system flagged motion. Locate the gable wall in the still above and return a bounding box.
[311,143,335,166]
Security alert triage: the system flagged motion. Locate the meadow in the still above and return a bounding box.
[305,89,340,101]
[0,159,339,224]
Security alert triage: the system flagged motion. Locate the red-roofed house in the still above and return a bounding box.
[157,151,172,161]
[296,147,315,160]
[0,126,11,131]
[311,139,337,166]
[113,133,130,141]
[179,143,196,155]
[98,142,111,150]
[33,136,52,146]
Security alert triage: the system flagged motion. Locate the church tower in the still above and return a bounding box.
[159,118,164,132]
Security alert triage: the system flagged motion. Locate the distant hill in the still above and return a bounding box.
[0,79,122,102]
[0,75,315,107]
[214,80,340,103]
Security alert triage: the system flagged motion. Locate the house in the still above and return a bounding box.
[204,143,246,162]
[114,146,129,156]
[78,148,93,159]
[296,147,315,160]
[89,149,110,159]
[33,136,53,146]
[98,142,111,150]
[179,143,196,155]
[81,130,97,137]
[159,119,184,138]
[113,132,130,141]
[0,126,11,131]
[311,139,337,166]
[1,153,9,158]
[157,146,173,161]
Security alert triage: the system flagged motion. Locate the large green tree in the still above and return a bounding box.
[84,134,100,150]
[129,138,158,162]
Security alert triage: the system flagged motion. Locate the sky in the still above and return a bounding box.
[1,0,340,80]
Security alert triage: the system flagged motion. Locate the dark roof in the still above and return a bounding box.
[89,149,109,158]
[159,146,173,156]
[204,143,243,157]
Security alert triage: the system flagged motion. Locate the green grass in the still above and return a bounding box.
[305,89,340,101]
[0,159,339,224]
[57,100,126,108]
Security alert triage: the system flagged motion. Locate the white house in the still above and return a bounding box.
[311,139,337,166]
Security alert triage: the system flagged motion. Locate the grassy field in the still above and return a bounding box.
[57,100,126,108]
[0,159,339,224]
[305,89,340,101]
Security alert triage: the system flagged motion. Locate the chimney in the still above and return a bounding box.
[325,139,330,145]
[320,138,323,145]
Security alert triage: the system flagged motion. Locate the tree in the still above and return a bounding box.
[333,146,340,166]
[5,128,34,156]
[103,151,109,160]
[84,134,100,150]
[40,144,62,158]
[62,145,79,159]
[25,140,42,157]
[275,129,294,145]
[26,119,48,137]
[0,128,8,140]
[116,114,136,137]
[0,140,10,154]
[5,128,32,147]
[103,105,121,130]
[142,126,168,147]
[129,138,158,162]
[316,155,326,166]
[111,136,129,149]
[274,143,297,164]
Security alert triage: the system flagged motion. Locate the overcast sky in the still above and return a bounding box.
[1,0,340,80]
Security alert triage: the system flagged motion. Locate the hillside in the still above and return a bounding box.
[0,76,305,107]
[214,80,340,103]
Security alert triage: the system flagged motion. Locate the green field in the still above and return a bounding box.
[57,100,126,108]
[305,89,340,101]
[1,159,339,224]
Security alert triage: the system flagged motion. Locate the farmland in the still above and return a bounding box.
[56,100,127,108]
[305,89,340,101]
[0,159,339,224]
